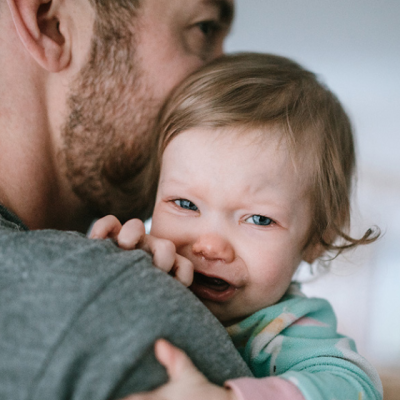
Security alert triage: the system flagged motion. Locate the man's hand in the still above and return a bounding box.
[122,339,238,400]
[90,216,194,286]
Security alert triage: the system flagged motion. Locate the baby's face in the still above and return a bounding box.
[151,126,316,325]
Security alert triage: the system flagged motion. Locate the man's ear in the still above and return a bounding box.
[6,0,70,72]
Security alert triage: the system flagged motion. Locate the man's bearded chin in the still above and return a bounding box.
[60,32,159,223]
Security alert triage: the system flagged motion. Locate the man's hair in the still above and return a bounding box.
[155,52,379,258]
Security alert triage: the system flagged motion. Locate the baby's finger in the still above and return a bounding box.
[172,255,194,287]
[144,236,176,273]
[154,339,202,382]
[117,219,146,250]
[89,215,122,240]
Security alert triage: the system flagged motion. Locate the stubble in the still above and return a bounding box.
[61,16,159,222]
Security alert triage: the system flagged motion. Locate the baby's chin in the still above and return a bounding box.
[199,299,253,328]
[209,297,282,327]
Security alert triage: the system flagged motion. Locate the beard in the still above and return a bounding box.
[60,19,159,222]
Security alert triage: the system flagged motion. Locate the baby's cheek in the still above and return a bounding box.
[149,221,164,239]
[257,267,293,302]
[150,215,177,242]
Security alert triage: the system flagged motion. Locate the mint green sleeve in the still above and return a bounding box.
[227,285,383,400]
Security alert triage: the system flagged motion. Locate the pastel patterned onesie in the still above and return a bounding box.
[225,284,383,400]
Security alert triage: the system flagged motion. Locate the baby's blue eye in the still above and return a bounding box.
[174,199,198,211]
[246,215,273,226]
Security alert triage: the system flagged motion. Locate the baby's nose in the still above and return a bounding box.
[192,233,235,263]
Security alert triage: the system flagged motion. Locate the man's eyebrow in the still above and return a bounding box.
[207,0,235,26]
[219,0,235,25]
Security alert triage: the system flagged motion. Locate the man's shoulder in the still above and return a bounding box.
[0,217,155,299]
[0,203,157,350]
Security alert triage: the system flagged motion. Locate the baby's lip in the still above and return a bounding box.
[189,271,239,303]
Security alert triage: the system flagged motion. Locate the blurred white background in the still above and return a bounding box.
[225,0,400,372]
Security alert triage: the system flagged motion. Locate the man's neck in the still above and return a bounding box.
[0,149,95,233]
[0,60,94,233]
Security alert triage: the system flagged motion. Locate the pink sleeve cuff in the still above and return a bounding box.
[225,377,305,400]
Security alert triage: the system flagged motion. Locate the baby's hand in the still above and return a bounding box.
[122,339,238,400]
[90,216,194,287]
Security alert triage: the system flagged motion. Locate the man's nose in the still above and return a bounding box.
[192,233,235,263]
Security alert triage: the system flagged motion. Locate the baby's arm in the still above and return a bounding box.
[122,340,303,400]
[123,339,238,400]
[123,293,383,400]
[90,216,194,287]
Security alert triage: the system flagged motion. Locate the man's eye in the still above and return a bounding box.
[185,17,228,61]
[197,21,220,38]
[174,199,198,211]
[245,215,273,226]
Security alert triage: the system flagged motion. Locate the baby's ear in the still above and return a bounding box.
[7,0,71,72]
[302,240,324,264]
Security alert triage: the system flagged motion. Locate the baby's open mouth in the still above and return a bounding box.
[193,272,230,291]
[190,272,237,302]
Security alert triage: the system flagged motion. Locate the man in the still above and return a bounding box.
[0,0,250,398]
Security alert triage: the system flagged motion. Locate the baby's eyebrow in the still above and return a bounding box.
[158,176,188,189]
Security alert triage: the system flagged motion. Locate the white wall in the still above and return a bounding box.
[225,0,400,368]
